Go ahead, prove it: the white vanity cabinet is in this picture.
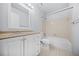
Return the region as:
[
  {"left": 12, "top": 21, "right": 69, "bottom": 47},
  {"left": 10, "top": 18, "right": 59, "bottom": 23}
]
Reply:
[
  {"left": 0, "top": 33, "right": 41, "bottom": 56},
  {"left": 0, "top": 37, "right": 23, "bottom": 56},
  {"left": 23, "top": 34, "right": 41, "bottom": 56}
]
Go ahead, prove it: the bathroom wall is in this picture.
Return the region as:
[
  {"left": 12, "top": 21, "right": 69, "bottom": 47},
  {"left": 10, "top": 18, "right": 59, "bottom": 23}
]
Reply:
[
  {"left": 70, "top": 3, "right": 79, "bottom": 55},
  {"left": 44, "top": 9, "right": 72, "bottom": 39},
  {"left": 0, "top": 3, "right": 9, "bottom": 28},
  {"left": 29, "top": 4, "right": 44, "bottom": 32}
]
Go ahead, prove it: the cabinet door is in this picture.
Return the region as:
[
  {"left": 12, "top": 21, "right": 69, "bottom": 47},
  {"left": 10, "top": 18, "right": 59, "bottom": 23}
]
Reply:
[
  {"left": 24, "top": 35, "right": 35, "bottom": 56},
  {"left": 8, "top": 37, "right": 23, "bottom": 56},
  {"left": 0, "top": 39, "right": 9, "bottom": 56},
  {"left": 23, "top": 34, "right": 41, "bottom": 56},
  {"left": 33, "top": 34, "right": 41, "bottom": 55},
  {"left": 0, "top": 37, "right": 23, "bottom": 56}
]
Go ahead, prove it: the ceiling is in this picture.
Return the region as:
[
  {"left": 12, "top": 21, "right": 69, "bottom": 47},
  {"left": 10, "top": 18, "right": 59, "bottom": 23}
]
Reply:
[{"left": 36, "top": 3, "right": 69, "bottom": 14}]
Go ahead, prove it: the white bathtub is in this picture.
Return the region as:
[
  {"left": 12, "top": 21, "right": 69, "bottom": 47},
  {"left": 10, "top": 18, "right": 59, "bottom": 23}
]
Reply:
[{"left": 42, "top": 36, "right": 72, "bottom": 51}]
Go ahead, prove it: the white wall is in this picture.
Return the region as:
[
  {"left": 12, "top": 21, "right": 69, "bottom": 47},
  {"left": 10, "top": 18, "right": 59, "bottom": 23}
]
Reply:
[
  {"left": 70, "top": 3, "right": 79, "bottom": 55},
  {"left": 29, "top": 4, "right": 44, "bottom": 32},
  {"left": 0, "top": 4, "right": 9, "bottom": 28},
  {"left": 72, "top": 23, "right": 79, "bottom": 55}
]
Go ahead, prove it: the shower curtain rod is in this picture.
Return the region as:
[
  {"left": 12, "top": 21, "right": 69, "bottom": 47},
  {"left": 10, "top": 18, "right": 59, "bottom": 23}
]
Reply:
[
  {"left": 47, "top": 6, "right": 73, "bottom": 16},
  {"left": 54, "top": 7, "right": 73, "bottom": 14}
]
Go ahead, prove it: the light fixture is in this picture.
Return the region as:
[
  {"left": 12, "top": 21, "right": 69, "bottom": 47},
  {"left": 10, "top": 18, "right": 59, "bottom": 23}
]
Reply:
[
  {"left": 31, "top": 6, "right": 34, "bottom": 9},
  {"left": 19, "top": 3, "right": 34, "bottom": 11},
  {"left": 40, "top": 3, "right": 43, "bottom": 6},
  {"left": 27, "top": 3, "right": 34, "bottom": 9},
  {"left": 28, "top": 4, "right": 31, "bottom": 6},
  {"left": 19, "top": 3, "right": 31, "bottom": 11}
]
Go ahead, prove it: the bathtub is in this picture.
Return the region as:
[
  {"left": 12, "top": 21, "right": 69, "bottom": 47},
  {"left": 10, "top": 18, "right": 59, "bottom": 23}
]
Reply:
[{"left": 42, "top": 36, "right": 72, "bottom": 51}]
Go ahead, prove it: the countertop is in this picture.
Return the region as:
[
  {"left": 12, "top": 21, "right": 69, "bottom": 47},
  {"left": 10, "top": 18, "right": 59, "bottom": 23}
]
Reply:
[{"left": 0, "top": 31, "right": 40, "bottom": 40}]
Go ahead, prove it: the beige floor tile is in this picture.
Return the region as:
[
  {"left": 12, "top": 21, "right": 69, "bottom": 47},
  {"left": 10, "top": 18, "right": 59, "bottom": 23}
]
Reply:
[{"left": 39, "top": 45, "right": 73, "bottom": 56}]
